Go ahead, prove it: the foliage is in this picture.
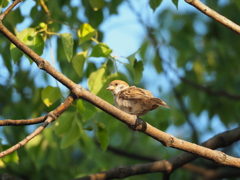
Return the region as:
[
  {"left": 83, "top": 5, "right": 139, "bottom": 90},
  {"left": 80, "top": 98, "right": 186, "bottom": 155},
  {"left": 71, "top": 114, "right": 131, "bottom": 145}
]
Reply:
[{"left": 0, "top": 0, "right": 240, "bottom": 179}]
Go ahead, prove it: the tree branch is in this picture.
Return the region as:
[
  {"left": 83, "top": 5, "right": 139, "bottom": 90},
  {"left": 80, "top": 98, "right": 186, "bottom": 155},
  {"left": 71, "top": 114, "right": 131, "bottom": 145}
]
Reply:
[
  {"left": 0, "top": 16, "right": 239, "bottom": 168},
  {"left": 185, "top": 0, "right": 240, "bottom": 35},
  {"left": 128, "top": 0, "right": 240, "bottom": 101},
  {"left": 0, "top": 23, "right": 77, "bottom": 91},
  {"left": 79, "top": 88, "right": 240, "bottom": 168},
  {"left": 0, "top": 0, "right": 22, "bottom": 21},
  {"left": 75, "top": 127, "right": 240, "bottom": 180},
  {"left": 0, "top": 94, "right": 75, "bottom": 157},
  {"left": 0, "top": 116, "right": 47, "bottom": 126},
  {"left": 0, "top": 0, "right": 239, "bottom": 170}
]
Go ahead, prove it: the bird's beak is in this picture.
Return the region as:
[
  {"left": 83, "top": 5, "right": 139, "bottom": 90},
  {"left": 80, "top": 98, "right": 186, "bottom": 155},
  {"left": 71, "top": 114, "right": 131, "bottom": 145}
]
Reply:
[{"left": 106, "top": 86, "right": 115, "bottom": 91}]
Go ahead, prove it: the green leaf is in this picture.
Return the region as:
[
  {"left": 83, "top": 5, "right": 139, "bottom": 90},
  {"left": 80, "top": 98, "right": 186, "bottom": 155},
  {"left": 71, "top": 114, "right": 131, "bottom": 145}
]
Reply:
[
  {"left": 77, "top": 100, "right": 96, "bottom": 122},
  {"left": 90, "top": 43, "right": 112, "bottom": 57},
  {"left": 97, "top": 73, "right": 124, "bottom": 103},
  {"left": 139, "top": 41, "right": 149, "bottom": 60},
  {"left": 89, "top": 0, "right": 104, "bottom": 11},
  {"left": 79, "top": 131, "right": 95, "bottom": 158},
  {"left": 55, "top": 111, "right": 76, "bottom": 135},
  {"left": 60, "top": 33, "right": 74, "bottom": 62},
  {"left": 88, "top": 64, "right": 107, "bottom": 95},
  {"left": 61, "top": 117, "right": 82, "bottom": 149},
  {"left": 171, "top": 0, "right": 178, "bottom": 9},
  {"left": 0, "top": 0, "right": 10, "bottom": 8},
  {"left": 127, "top": 51, "right": 138, "bottom": 66},
  {"left": 133, "top": 60, "right": 144, "bottom": 84},
  {"left": 149, "top": 0, "right": 163, "bottom": 12},
  {"left": 72, "top": 51, "right": 87, "bottom": 77},
  {"left": 78, "top": 23, "right": 96, "bottom": 44},
  {"left": 153, "top": 55, "right": 163, "bottom": 73},
  {"left": 10, "top": 28, "right": 44, "bottom": 63},
  {"left": 10, "top": 43, "right": 23, "bottom": 63},
  {"left": 95, "top": 121, "right": 109, "bottom": 151},
  {"left": 41, "top": 86, "right": 61, "bottom": 107},
  {"left": 2, "top": 45, "right": 12, "bottom": 75}
]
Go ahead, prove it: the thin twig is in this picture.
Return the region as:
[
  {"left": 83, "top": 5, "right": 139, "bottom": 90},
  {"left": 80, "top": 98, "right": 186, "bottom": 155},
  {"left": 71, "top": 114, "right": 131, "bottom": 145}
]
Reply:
[
  {"left": 0, "top": 115, "right": 53, "bottom": 157},
  {"left": 0, "top": 94, "right": 75, "bottom": 157},
  {"left": 75, "top": 127, "right": 240, "bottom": 180},
  {"left": 0, "top": 115, "right": 47, "bottom": 126},
  {"left": 128, "top": 0, "right": 240, "bottom": 101},
  {"left": 1, "top": 0, "right": 240, "bottom": 172},
  {"left": 185, "top": 0, "right": 240, "bottom": 35},
  {"left": 0, "top": 0, "right": 22, "bottom": 21},
  {"left": 39, "top": 0, "right": 51, "bottom": 20}
]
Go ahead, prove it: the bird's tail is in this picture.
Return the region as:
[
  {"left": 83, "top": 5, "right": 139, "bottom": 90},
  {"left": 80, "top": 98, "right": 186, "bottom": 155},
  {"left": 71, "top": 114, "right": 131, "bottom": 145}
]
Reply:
[{"left": 152, "top": 98, "right": 170, "bottom": 109}]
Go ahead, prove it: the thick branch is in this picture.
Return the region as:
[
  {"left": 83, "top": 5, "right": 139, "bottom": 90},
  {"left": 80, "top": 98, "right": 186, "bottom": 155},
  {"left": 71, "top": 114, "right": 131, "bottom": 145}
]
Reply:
[
  {"left": 0, "top": 23, "right": 76, "bottom": 91},
  {"left": 185, "top": 0, "right": 240, "bottom": 35},
  {"left": 0, "top": 1, "right": 239, "bottom": 170},
  {"left": 78, "top": 88, "right": 240, "bottom": 168},
  {"left": 75, "top": 127, "right": 240, "bottom": 180},
  {"left": 0, "top": 94, "right": 75, "bottom": 157}
]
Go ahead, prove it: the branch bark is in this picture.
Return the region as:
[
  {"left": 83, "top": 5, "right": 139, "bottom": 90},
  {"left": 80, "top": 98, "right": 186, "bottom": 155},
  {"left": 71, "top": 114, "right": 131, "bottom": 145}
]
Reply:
[
  {"left": 75, "top": 127, "right": 240, "bottom": 180},
  {"left": 0, "top": 116, "right": 47, "bottom": 126},
  {"left": 0, "top": 15, "right": 239, "bottom": 168},
  {"left": 0, "top": 94, "right": 75, "bottom": 157},
  {"left": 0, "top": 0, "right": 22, "bottom": 21},
  {"left": 0, "top": 0, "right": 240, "bottom": 176},
  {"left": 185, "top": 0, "right": 240, "bottom": 35}
]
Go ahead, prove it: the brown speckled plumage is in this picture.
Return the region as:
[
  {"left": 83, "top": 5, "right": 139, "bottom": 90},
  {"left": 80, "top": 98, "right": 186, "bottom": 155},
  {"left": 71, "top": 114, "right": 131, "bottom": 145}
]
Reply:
[{"left": 107, "top": 80, "right": 169, "bottom": 117}]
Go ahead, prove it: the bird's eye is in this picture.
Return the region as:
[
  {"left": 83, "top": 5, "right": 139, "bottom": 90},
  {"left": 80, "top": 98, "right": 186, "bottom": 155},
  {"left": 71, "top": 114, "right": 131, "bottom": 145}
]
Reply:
[{"left": 115, "top": 83, "right": 118, "bottom": 86}]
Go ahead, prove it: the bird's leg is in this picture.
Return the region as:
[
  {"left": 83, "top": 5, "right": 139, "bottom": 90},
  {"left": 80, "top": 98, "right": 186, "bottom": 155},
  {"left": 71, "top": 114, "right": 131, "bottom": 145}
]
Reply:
[{"left": 127, "top": 115, "right": 147, "bottom": 131}]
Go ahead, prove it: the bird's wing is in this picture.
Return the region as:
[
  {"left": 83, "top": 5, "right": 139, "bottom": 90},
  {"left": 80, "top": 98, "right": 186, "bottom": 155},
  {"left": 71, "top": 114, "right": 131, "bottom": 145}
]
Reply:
[{"left": 118, "top": 86, "right": 153, "bottom": 100}]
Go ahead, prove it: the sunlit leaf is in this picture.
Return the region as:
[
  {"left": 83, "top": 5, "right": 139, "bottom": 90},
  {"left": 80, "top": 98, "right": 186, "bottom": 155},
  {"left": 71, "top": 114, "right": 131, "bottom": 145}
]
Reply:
[
  {"left": 60, "top": 33, "right": 74, "bottom": 62},
  {"left": 72, "top": 51, "right": 87, "bottom": 77},
  {"left": 41, "top": 86, "right": 61, "bottom": 107},
  {"left": 89, "top": 0, "right": 104, "bottom": 11},
  {"left": 88, "top": 64, "right": 106, "bottom": 94},
  {"left": 10, "top": 28, "right": 44, "bottom": 63},
  {"left": 78, "top": 23, "right": 96, "bottom": 44}
]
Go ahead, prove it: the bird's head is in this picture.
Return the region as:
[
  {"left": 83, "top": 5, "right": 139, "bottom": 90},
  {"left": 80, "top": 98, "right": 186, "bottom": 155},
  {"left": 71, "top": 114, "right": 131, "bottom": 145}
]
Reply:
[{"left": 106, "top": 80, "right": 129, "bottom": 95}]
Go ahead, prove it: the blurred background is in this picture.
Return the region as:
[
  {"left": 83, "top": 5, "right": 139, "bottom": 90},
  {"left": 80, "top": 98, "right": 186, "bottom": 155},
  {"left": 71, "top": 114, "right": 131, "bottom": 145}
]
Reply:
[{"left": 0, "top": 0, "right": 239, "bottom": 179}]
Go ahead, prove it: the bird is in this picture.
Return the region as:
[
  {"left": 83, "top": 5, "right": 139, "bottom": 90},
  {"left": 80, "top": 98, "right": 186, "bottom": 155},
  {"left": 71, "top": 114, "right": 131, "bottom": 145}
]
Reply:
[{"left": 106, "top": 80, "right": 169, "bottom": 117}]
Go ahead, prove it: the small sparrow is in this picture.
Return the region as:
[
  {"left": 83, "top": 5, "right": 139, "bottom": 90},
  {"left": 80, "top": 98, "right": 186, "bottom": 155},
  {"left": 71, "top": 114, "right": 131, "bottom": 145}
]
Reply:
[{"left": 106, "top": 80, "right": 169, "bottom": 117}]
